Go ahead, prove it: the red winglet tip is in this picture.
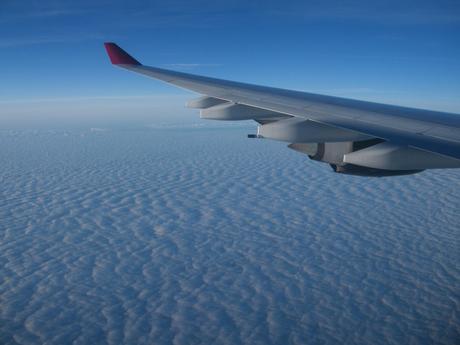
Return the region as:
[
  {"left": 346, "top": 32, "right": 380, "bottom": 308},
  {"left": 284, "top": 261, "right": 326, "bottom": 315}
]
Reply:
[{"left": 104, "top": 42, "right": 141, "bottom": 65}]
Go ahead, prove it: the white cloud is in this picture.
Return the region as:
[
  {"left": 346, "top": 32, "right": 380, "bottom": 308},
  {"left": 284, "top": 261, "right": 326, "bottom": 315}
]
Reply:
[{"left": 0, "top": 127, "right": 458, "bottom": 344}]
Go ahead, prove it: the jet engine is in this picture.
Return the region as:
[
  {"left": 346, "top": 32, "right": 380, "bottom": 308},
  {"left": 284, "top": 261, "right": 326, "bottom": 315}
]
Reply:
[
  {"left": 287, "top": 140, "right": 421, "bottom": 176},
  {"left": 288, "top": 139, "right": 460, "bottom": 176}
]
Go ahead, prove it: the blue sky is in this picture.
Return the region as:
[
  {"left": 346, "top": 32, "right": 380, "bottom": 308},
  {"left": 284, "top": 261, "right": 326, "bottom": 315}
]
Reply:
[{"left": 1, "top": 0, "right": 459, "bottom": 127}]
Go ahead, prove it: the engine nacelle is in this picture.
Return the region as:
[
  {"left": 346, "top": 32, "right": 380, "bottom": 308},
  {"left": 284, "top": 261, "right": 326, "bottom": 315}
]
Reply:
[
  {"left": 288, "top": 138, "right": 460, "bottom": 176},
  {"left": 343, "top": 141, "right": 460, "bottom": 170},
  {"left": 289, "top": 140, "right": 424, "bottom": 177}
]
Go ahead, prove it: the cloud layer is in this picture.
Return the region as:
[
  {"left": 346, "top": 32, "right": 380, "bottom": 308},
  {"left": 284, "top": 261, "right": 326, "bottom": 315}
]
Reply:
[{"left": 0, "top": 127, "right": 459, "bottom": 344}]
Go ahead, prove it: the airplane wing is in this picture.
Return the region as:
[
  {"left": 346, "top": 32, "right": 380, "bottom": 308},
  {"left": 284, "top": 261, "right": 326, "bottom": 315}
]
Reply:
[{"left": 104, "top": 42, "right": 460, "bottom": 176}]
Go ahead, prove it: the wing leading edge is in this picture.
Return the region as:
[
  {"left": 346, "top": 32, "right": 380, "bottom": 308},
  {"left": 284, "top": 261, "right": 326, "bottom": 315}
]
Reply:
[{"left": 103, "top": 42, "right": 460, "bottom": 162}]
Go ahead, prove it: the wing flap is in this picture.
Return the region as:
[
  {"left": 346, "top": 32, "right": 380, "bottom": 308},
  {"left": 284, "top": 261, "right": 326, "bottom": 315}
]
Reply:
[{"left": 186, "top": 96, "right": 228, "bottom": 109}]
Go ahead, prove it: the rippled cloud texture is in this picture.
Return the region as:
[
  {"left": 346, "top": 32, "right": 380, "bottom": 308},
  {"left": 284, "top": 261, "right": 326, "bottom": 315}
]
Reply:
[{"left": 1, "top": 126, "right": 459, "bottom": 344}]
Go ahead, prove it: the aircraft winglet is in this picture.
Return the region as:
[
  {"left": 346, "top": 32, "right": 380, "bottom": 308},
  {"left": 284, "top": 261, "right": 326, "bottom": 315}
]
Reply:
[{"left": 104, "top": 42, "right": 141, "bottom": 65}]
